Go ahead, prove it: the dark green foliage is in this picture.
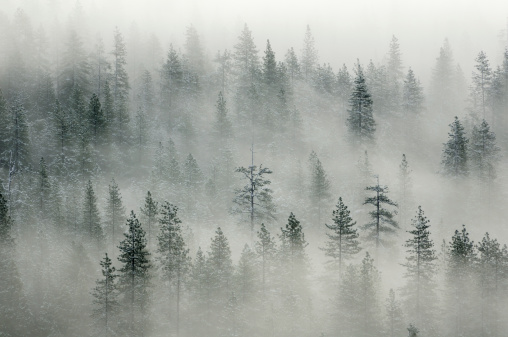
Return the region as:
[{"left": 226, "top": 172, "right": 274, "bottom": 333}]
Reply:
[
  {"left": 88, "top": 93, "right": 106, "bottom": 144},
  {"left": 279, "top": 212, "right": 308, "bottom": 271},
  {"left": 117, "top": 211, "right": 151, "bottom": 336},
  {"left": 441, "top": 116, "right": 468, "bottom": 177},
  {"left": 322, "top": 197, "right": 361, "bottom": 273},
  {"left": 91, "top": 253, "right": 119, "bottom": 336},
  {"left": 347, "top": 62, "right": 376, "bottom": 143},
  {"left": 363, "top": 178, "right": 398, "bottom": 250}
]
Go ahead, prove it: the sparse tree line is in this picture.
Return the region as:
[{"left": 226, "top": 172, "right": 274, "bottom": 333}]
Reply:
[{"left": 1, "top": 5, "right": 508, "bottom": 337}]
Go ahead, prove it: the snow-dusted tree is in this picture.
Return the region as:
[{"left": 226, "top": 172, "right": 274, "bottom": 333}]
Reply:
[
  {"left": 232, "top": 155, "right": 276, "bottom": 232},
  {"left": 7, "top": 98, "right": 30, "bottom": 173},
  {"left": 301, "top": 25, "right": 318, "bottom": 81},
  {"left": 336, "top": 64, "right": 352, "bottom": 111},
  {"left": 385, "top": 289, "right": 405, "bottom": 337},
  {"left": 111, "top": 28, "right": 130, "bottom": 142},
  {"left": 207, "top": 227, "right": 234, "bottom": 303},
  {"left": 117, "top": 211, "right": 151, "bottom": 337},
  {"left": 398, "top": 154, "right": 413, "bottom": 227},
  {"left": 214, "top": 49, "right": 233, "bottom": 96},
  {"left": 386, "top": 35, "right": 403, "bottom": 111},
  {"left": 401, "top": 206, "right": 437, "bottom": 331},
  {"left": 310, "top": 158, "right": 331, "bottom": 225},
  {"left": 469, "top": 51, "right": 492, "bottom": 120},
  {"left": 156, "top": 202, "right": 191, "bottom": 337},
  {"left": 184, "top": 25, "right": 205, "bottom": 75},
  {"left": 82, "top": 180, "right": 103, "bottom": 244},
  {"left": 88, "top": 93, "right": 106, "bottom": 145},
  {"left": 58, "top": 30, "right": 90, "bottom": 103},
  {"left": 38, "top": 157, "right": 51, "bottom": 214},
  {"left": 469, "top": 119, "right": 499, "bottom": 181},
  {"left": 233, "top": 24, "right": 259, "bottom": 83},
  {"left": 255, "top": 223, "right": 276, "bottom": 294},
  {"left": 441, "top": 116, "right": 468, "bottom": 177},
  {"left": 363, "top": 177, "right": 398, "bottom": 251},
  {"left": 235, "top": 244, "right": 259, "bottom": 303},
  {"left": 321, "top": 197, "right": 361, "bottom": 274},
  {"left": 279, "top": 212, "right": 308, "bottom": 282},
  {"left": 402, "top": 68, "right": 424, "bottom": 115},
  {"left": 105, "top": 178, "right": 125, "bottom": 246},
  {"left": 140, "top": 191, "right": 158, "bottom": 248},
  {"left": 347, "top": 62, "right": 376, "bottom": 144},
  {"left": 213, "top": 91, "right": 233, "bottom": 144},
  {"left": 91, "top": 253, "right": 119, "bottom": 336},
  {"left": 285, "top": 47, "right": 300, "bottom": 89},
  {"left": 429, "top": 39, "right": 456, "bottom": 117}
]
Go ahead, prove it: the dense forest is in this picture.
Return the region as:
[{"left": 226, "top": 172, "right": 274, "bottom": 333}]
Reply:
[{"left": 1, "top": 3, "right": 508, "bottom": 337}]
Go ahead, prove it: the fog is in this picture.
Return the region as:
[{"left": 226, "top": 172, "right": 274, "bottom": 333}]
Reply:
[{"left": 0, "top": 1, "right": 508, "bottom": 336}]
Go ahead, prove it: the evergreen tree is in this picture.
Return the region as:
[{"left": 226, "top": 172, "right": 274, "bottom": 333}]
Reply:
[
  {"left": 156, "top": 202, "right": 191, "bottom": 337},
  {"left": 285, "top": 47, "right": 300, "bottom": 89},
  {"left": 469, "top": 51, "right": 492, "bottom": 120},
  {"left": 444, "top": 225, "right": 477, "bottom": 337},
  {"left": 233, "top": 24, "right": 259, "bottom": 83},
  {"left": 83, "top": 180, "right": 103, "bottom": 244},
  {"left": 51, "top": 99, "right": 70, "bottom": 167},
  {"left": 184, "top": 25, "right": 205, "bottom": 75},
  {"left": 140, "top": 191, "right": 158, "bottom": 248},
  {"left": 401, "top": 206, "right": 437, "bottom": 331},
  {"left": 214, "top": 49, "right": 232, "bottom": 96},
  {"left": 386, "top": 35, "right": 403, "bottom": 111},
  {"left": 441, "top": 116, "right": 468, "bottom": 177},
  {"left": 58, "top": 30, "right": 90, "bottom": 103},
  {"left": 363, "top": 177, "right": 398, "bottom": 252},
  {"left": 336, "top": 64, "right": 352, "bottom": 111},
  {"left": 310, "top": 158, "right": 331, "bottom": 225},
  {"left": 385, "top": 289, "right": 405, "bottom": 337},
  {"left": 263, "top": 39, "right": 278, "bottom": 88},
  {"left": 106, "top": 178, "right": 125, "bottom": 246},
  {"left": 255, "top": 223, "right": 277, "bottom": 295},
  {"left": 279, "top": 212, "right": 308, "bottom": 281},
  {"left": 321, "top": 197, "right": 361, "bottom": 274},
  {"left": 235, "top": 244, "right": 259, "bottom": 303},
  {"left": 430, "top": 39, "right": 456, "bottom": 118},
  {"left": 91, "top": 253, "right": 119, "bottom": 336},
  {"left": 7, "top": 97, "right": 31, "bottom": 173},
  {"left": 301, "top": 25, "right": 318, "bottom": 82},
  {"left": 117, "top": 211, "right": 151, "bottom": 337},
  {"left": 207, "top": 227, "right": 234, "bottom": 302},
  {"left": 402, "top": 68, "right": 424, "bottom": 115},
  {"left": 111, "top": 28, "right": 130, "bottom": 142},
  {"left": 88, "top": 93, "right": 106, "bottom": 145},
  {"left": 213, "top": 91, "right": 233, "bottom": 144},
  {"left": 398, "top": 154, "right": 413, "bottom": 228},
  {"left": 183, "top": 153, "right": 203, "bottom": 211},
  {"left": 0, "top": 89, "right": 10, "bottom": 166},
  {"left": 347, "top": 62, "right": 376, "bottom": 144},
  {"left": 232, "top": 155, "right": 276, "bottom": 232},
  {"left": 469, "top": 119, "right": 499, "bottom": 181},
  {"left": 38, "top": 157, "right": 51, "bottom": 214}
]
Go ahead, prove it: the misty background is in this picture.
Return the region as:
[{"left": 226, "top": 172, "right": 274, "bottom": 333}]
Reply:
[{"left": 0, "top": 0, "right": 508, "bottom": 336}]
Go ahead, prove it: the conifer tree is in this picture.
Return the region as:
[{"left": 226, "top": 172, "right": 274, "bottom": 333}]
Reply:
[
  {"left": 140, "top": 191, "right": 158, "bottom": 248},
  {"left": 106, "top": 178, "right": 125, "bottom": 246},
  {"left": 91, "top": 253, "right": 119, "bottom": 336},
  {"left": 321, "top": 197, "right": 361, "bottom": 274},
  {"left": 59, "top": 30, "right": 90, "bottom": 102},
  {"left": 301, "top": 25, "right": 318, "bottom": 82},
  {"left": 112, "top": 28, "right": 130, "bottom": 143},
  {"left": 51, "top": 99, "right": 70, "bottom": 167},
  {"left": 38, "top": 157, "right": 51, "bottom": 215},
  {"left": 183, "top": 153, "right": 203, "bottom": 211},
  {"left": 88, "top": 93, "right": 105, "bottom": 145},
  {"left": 184, "top": 25, "right": 205, "bottom": 75},
  {"left": 285, "top": 47, "right": 300, "bottom": 89},
  {"left": 469, "top": 51, "right": 492, "bottom": 120},
  {"left": 386, "top": 35, "right": 403, "bottom": 111},
  {"left": 232, "top": 156, "right": 276, "bottom": 232},
  {"left": 214, "top": 49, "right": 232, "bottom": 96},
  {"left": 441, "top": 116, "right": 468, "bottom": 177},
  {"left": 363, "top": 177, "right": 398, "bottom": 252},
  {"left": 385, "top": 289, "right": 405, "bottom": 337},
  {"left": 213, "top": 91, "right": 233, "bottom": 143},
  {"left": 469, "top": 119, "right": 499, "bottom": 181},
  {"left": 402, "top": 68, "right": 424, "bottom": 115},
  {"left": 0, "top": 89, "right": 10, "bottom": 166},
  {"left": 263, "top": 39, "right": 278, "bottom": 88},
  {"left": 83, "top": 180, "right": 103, "bottom": 244},
  {"left": 117, "top": 211, "right": 151, "bottom": 337},
  {"left": 336, "top": 64, "right": 352, "bottom": 111},
  {"left": 310, "top": 158, "right": 331, "bottom": 225},
  {"left": 7, "top": 98, "right": 30, "bottom": 173},
  {"left": 401, "top": 206, "right": 437, "bottom": 330},
  {"left": 398, "top": 154, "right": 413, "bottom": 227},
  {"left": 430, "top": 39, "right": 456, "bottom": 118},
  {"left": 279, "top": 213, "right": 308, "bottom": 280},
  {"left": 233, "top": 24, "right": 259, "bottom": 83},
  {"left": 255, "top": 223, "right": 276, "bottom": 294},
  {"left": 235, "top": 244, "right": 259, "bottom": 303},
  {"left": 347, "top": 62, "right": 376, "bottom": 144},
  {"left": 156, "top": 202, "right": 190, "bottom": 337},
  {"left": 207, "top": 227, "right": 234, "bottom": 300}
]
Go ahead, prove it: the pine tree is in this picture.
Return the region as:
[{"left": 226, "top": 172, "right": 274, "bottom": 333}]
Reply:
[
  {"left": 321, "top": 197, "right": 361, "bottom": 274},
  {"left": 263, "top": 39, "right": 278, "bottom": 88},
  {"left": 469, "top": 119, "right": 499, "bottom": 181},
  {"left": 207, "top": 227, "right": 234, "bottom": 300},
  {"left": 347, "top": 62, "right": 376, "bottom": 144},
  {"left": 310, "top": 158, "right": 331, "bottom": 225},
  {"left": 469, "top": 51, "right": 492, "bottom": 120},
  {"left": 88, "top": 93, "right": 106, "bottom": 145},
  {"left": 51, "top": 99, "right": 70, "bottom": 168},
  {"left": 213, "top": 91, "right": 233, "bottom": 144},
  {"left": 232, "top": 154, "right": 276, "bottom": 232},
  {"left": 156, "top": 202, "right": 190, "bottom": 337},
  {"left": 386, "top": 35, "right": 403, "bottom": 112},
  {"left": 235, "top": 244, "right": 259, "bottom": 303},
  {"left": 363, "top": 177, "right": 398, "bottom": 252},
  {"left": 83, "top": 180, "right": 103, "bottom": 244},
  {"left": 398, "top": 154, "right": 413, "bottom": 228},
  {"left": 7, "top": 97, "right": 31, "bottom": 173},
  {"left": 38, "top": 157, "right": 51, "bottom": 214},
  {"left": 336, "top": 64, "right": 352, "bottom": 111},
  {"left": 112, "top": 28, "right": 130, "bottom": 142},
  {"left": 91, "top": 253, "right": 119, "bottom": 336},
  {"left": 430, "top": 39, "right": 456, "bottom": 118},
  {"left": 106, "top": 178, "right": 125, "bottom": 246},
  {"left": 401, "top": 206, "right": 437, "bottom": 331},
  {"left": 0, "top": 89, "right": 10, "bottom": 166},
  {"left": 255, "top": 223, "right": 276, "bottom": 294},
  {"left": 117, "top": 211, "right": 151, "bottom": 337},
  {"left": 140, "top": 191, "right": 158, "bottom": 248},
  {"left": 441, "top": 116, "right": 468, "bottom": 177},
  {"left": 233, "top": 24, "right": 259, "bottom": 83},
  {"left": 445, "top": 225, "right": 477, "bottom": 337},
  {"left": 301, "top": 25, "right": 318, "bottom": 82},
  {"left": 183, "top": 153, "right": 203, "bottom": 211},
  {"left": 385, "top": 289, "right": 405, "bottom": 337},
  {"left": 279, "top": 213, "right": 308, "bottom": 281},
  {"left": 402, "top": 68, "right": 424, "bottom": 115},
  {"left": 214, "top": 49, "right": 232, "bottom": 96},
  {"left": 58, "top": 30, "right": 90, "bottom": 103},
  {"left": 285, "top": 47, "right": 300, "bottom": 89},
  {"left": 184, "top": 25, "right": 205, "bottom": 75}
]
